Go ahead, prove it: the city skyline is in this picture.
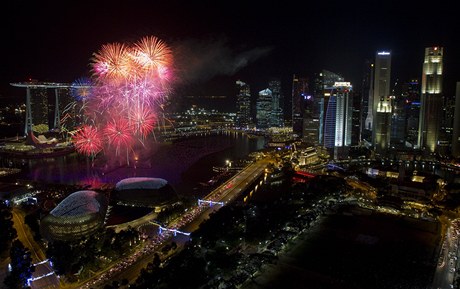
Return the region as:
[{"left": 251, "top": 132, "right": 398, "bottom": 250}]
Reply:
[{"left": 1, "top": 0, "right": 459, "bottom": 103}]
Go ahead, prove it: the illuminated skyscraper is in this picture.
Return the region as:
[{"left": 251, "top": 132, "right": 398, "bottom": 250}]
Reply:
[
  {"left": 306, "top": 72, "right": 323, "bottom": 145},
  {"left": 291, "top": 75, "right": 308, "bottom": 137},
  {"left": 323, "top": 82, "right": 353, "bottom": 158},
  {"left": 361, "top": 60, "right": 373, "bottom": 142},
  {"left": 311, "top": 70, "right": 344, "bottom": 145},
  {"left": 235, "top": 80, "right": 252, "bottom": 129},
  {"left": 302, "top": 93, "right": 319, "bottom": 145},
  {"left": 256, "top": 88, "right": 272, "bottom": 129},
  {"left": 268, "top": 79, "right": 284, "bottom": 127},
  {"left": 372, "top": 51, "right": 392, "bottom": 152},
  {"left": 418, "top": 46, "right": 443, "bottom": 153},
  {"left": 453, "top": 82, "right": 460, "bottom": 158},
  {"left": 401, "top": 80, "right": 420, "bottom": 147}
]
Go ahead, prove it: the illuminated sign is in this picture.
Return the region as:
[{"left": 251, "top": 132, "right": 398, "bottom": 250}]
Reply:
[
  {"left": 333, "top": 82, "right": 351, "bottom": 87},
  {"left": 377, "top": 51, "right": 390, "bottom": 55}
]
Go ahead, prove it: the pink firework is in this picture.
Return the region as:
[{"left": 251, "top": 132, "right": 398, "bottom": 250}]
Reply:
[
  {"left": 129, "top": 106, "right": 156, "bottom": 138},
  {"left": 72, "top": 125, "right": 103, "bottom": 156},
  {"left": 104, "top": 117, "right": 134, "bottom": 153},
  {"left": 74, "top": 35, "right": 174, "bottom": 161}
]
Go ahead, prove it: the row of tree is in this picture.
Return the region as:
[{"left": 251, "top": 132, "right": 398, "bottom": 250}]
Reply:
[{"left": 1, "top": 203, "right": 35, "bottom": 289}]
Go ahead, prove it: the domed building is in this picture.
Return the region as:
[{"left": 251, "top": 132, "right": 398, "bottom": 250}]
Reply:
[
  {"left": 112, "top": 177, "right": 179, "bottom": 211},
  {"left": 40, "top": 190, "right": 108, "bottom": 241}
]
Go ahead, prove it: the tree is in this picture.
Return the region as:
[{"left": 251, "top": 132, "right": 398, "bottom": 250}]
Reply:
[
  {"left": 32, "top": 124, "right": 49, "bottom": 134},
  {"left": 152, "top": 253, "right": 161, "bottom": 268},
  {"left": 4, "top": 240, "right": 34, "bottom": 289},
  {"left": 0, "top": 203, "right": 17, "bottom": 256},
  {"left": 46, "top": 240, "right": 73, "bottom": 275}
]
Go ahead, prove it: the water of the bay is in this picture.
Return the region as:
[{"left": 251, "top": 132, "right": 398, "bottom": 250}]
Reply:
[{"left": 0, "top": 132, "right": 266, "bottom": 195}]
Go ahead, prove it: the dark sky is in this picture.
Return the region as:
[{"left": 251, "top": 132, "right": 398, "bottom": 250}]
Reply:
[{"left": 1, "top": 0, "right": 459, "bottom": 106}]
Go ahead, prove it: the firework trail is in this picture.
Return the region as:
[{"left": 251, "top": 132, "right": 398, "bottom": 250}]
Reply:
[{"left": 71, "top": 35, "right": 174, "bottom": 162}]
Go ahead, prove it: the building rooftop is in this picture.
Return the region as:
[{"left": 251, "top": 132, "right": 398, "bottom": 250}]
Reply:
[
  {"left": 115, "top": 177, "right": 168, "bottom": 191},
  {"left": 51, "top": 190, "right": 101, "bottom": 217}
]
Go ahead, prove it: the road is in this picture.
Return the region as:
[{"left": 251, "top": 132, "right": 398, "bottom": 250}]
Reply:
[
  {"left": 88, "top": 157, "right": 272, "bottom": 288},
  {"left": 431, "top": 218, "right": 459, "bottom": 289},
  {"left": 11, "top": 208, "right": 60, "bottom": 289}
]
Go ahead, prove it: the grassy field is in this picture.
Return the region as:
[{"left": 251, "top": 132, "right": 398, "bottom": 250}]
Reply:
[{"left": 244, "top": 205, "right": 440, "bottom": 289}]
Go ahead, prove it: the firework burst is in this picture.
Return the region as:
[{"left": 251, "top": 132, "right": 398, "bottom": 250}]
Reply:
[
  {"left": 73, "top": 125, "right": 103, "bottom": 156},
  {"left": 71, "top": 77, "right": 93, "bottom": 101},
  {"left": 91, "top": 43, "right": 134, "bottom": 82},
  {"left": 129, "top": 106, "right": 156, "bottom": 139},
  {"left": 132, "top": 36, "right": 172, "bottom": 72},
  {"left": 71, "top": 35, "right": 174, "bottom": 163},
  {"left": 103, "top": 117, "right": 134, "bottom": 154}
]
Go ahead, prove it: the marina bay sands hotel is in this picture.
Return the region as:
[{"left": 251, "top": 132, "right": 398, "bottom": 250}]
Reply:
[{"left": 10, "top": 81, "right": 90, "bottom": 136}]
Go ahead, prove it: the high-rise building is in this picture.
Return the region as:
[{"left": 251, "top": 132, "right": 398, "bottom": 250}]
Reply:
[
  {"left": 390, "top": 79, "right": 406, "bottom": 147},
  {"left": 302, "top": 94, "right": 319, "bottom": 145},
  {"left": 11, "top": 81, "right": 90, "bottom": 135},
  {"left": 361, "top": 60, "right": 373, "bottom": 142},
  {"left": 372, "top": 51, "right": 392, "bottom": 152},
  {"left": 47, "top": 87, "right": 76, "bottom": 130},
  {"left": 311, "top": 70, "right": 344, "bottom": 145},
  {"left": 268, "top": 79, "right": 284, "bottom": 127},
  {"left": 30, "top": 88, "right": 50, "bottom": 128},
  {"left": 291, "top": 75, "right": 308, "bottom": 138},
  {"left": 418, "top": 46, "right": 444, "bottom": 153},
  {"left": 452, "top": 82, "right": 460, "bottom": 158},
  {"left": 323, "top": 82, "right": 353, "bottom": 158},
  {"left": 438, "top": 93, "right": 455, "bottom": 156},
  {"left": 256, "top": 88, "right": 272, "bottom": 130},
  {"left": 400, "top": 80, "right": 420, "bottom": 147},
  {"left": 351, "top": 89, "right": 361, "bottom": 146},
  {"left": 308, "top": 73, "right": 323, "bottom": 145},
  {"left": 235, "top": 80, "right": 252, "bottom": 129}
]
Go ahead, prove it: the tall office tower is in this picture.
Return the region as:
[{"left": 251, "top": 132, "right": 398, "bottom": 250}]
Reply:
[
  {"left": 418, "top": 46, "right": 444, "bottom": 153},
  {"left": 302, "top": 94, "right": 319, "bottom": 145},
  {"left": 291, "top": 75, "right": 308, "bottom": 137},
  {"left": 235, "top": 80, "right": 252, "bottom": 129},
  {"left": 361, "top": 60, "right": 373, "bottom": 142},
  {"left": 400, "top": 80, "right": 420, "bottom": 146},
  {"left": 390, "top": 80, "right": 406, "bottom": 147},
  {"left": 351, "top": 89, "right": 361, "bottom": 145},
  {"left": 256, "top": 88, "right": 272, "bottom": 130},
  {"left": 313, "top": 70, "right": 344, "bottom": 145},
  {"left": 310, "top": 72, "right": 324, "bottom": 144},
  {"left": 452, "top": 82, "right": 460, "bottom": 158},
  {"left": 375, "top": 97, "right": 392, "bottom": 152},
  {"left": 323, "top": 82, "right": 353, "bottom": 159},
  {"left": 438, "top": 94, "right": 455, "bottom": 156},
  {"left": 372, "top": 51, "right": 392, "bottom": 152},
  {"left": 268, "top": 79, "right": 284, "bottom": 127}
]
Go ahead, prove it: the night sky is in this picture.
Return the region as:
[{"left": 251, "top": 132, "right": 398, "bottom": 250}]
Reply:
[{"left": 1, "top": 0, "right": 459, "bottom": 107}]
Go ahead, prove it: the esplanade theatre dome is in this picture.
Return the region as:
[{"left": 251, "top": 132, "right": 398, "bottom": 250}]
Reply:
[
  {"left": 40, "top": 190, "right": 108, "bottom": 241},
  {"left": 113, "top": 177, "right": 179, "bottom": 211}
]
